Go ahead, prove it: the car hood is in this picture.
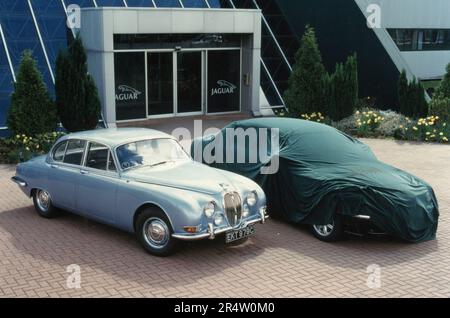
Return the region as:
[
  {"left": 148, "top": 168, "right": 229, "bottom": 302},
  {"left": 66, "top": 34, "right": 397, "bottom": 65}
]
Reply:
[{"left": 122, "top": 160, "right": 252, "bottom": 195}]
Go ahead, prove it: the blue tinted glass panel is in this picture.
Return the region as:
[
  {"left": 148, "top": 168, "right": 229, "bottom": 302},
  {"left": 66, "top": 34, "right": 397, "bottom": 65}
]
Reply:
[
  {"left": 32, "top": 0, "right": 68, "bottom": 78},
  {"left": 126, "top": 0, "right": 154, "bottom": 6},
  {"left": 64, "top": 0, "right": 95, "bottom": 7},
  {"left": 96, "top": 0, "right": 125, "bottom": 6},
  {"left": 154, "top": 0, "right": 181, "bottom": 8},
  {"left": 0, "top": 38, "right": 14, "bottom": 128},
  {"left": 208, "top": 0, "right": 232, "bottom": 8},
  {"left": 0, "top": 0, "right": 54, "bottom": 95},
  {"left": 181, "top": 0, "right": 207, "bottom": 8}
]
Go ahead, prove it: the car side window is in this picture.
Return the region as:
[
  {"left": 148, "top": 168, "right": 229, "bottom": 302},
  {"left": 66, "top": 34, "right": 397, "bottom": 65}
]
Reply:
[
  {"left": 63, "top": 140, "right": 86, "bottom": 166},
  {"left": 53, "top": 141, "right": 68, "bottom": 162},
  {"left": 86, "top": 142, "right": 117, "bottom": 172}
]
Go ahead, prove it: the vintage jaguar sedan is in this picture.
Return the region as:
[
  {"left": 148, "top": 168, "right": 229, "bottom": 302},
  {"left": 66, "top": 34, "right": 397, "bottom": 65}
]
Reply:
[{"left": 11, "top": 128, "right": 268, "bottom": 256}]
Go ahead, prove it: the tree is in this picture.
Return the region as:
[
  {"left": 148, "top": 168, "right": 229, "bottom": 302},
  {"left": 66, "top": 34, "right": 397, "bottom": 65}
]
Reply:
[
  {"left": 328, "top": 54, "right": 358, "bottom": 121},
  {"left": 429, "top": 63, "right": 450, "bottom": 121},
  {"left": 55, "top": 34, "right": 100, "bottom": 132},
  {"left": 398, "top": 70, "right": 409, "bottom": 116},
  {"left": 284, "top": 25, "right": 327, "bottom": 116},
  {"left": 397, "top": 70, "right": 428, "bottom": 118},
  {"left": 7, "top": 50, "right": 57, "bottom": 136},
  {"left": 435, "top": 63, "right": 450, "bottom": 98}
]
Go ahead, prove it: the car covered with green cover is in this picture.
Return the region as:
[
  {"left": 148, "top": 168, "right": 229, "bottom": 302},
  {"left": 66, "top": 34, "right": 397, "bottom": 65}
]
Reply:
[{"left": 191, "top": 118, "right": 439, "bottom": 243}]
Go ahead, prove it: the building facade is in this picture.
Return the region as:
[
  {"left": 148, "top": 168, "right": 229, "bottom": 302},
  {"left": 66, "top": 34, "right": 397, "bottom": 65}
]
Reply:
[{"left": 1, "top": 0, "right": 450, "bottom": 134}]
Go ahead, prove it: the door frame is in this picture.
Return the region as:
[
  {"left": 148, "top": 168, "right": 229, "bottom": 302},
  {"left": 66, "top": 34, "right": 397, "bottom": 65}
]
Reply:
[{"left": 173, "top": 49, "right": 205, "bottom": 117}]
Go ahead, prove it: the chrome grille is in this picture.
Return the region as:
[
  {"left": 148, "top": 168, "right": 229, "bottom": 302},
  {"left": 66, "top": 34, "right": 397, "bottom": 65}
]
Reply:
[{"left": 224, "top": 192, "right": 242, "bottom": 227}]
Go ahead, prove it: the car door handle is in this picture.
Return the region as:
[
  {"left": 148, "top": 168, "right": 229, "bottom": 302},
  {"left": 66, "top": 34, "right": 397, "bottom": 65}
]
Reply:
[
  {"left": 50, "top": 164, "right": 59, "bottom": 169},
  {"left": 80, "top": 170, "right": 89, "bottom": 175}
]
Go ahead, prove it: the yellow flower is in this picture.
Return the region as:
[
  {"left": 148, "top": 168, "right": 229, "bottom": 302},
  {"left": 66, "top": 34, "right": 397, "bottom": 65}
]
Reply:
[
  {"left": 443, "top": 137, "right": 449, "bottom": 142},
  {"left": 426, "top": 132, "right": 431, "bottom": 136},
  {"left": 413, "top": 127, "right": 418, "bottom": 131},
  {"left": 440, "top": 132, "right": 444, "bottom": 136},
  {"left": 16, "top": 135, "right": 20, "bottom": 139},
  {"left": 36, "top": 145, "right": 40, "bottom": 149},
  {"left": 355, "top": 111, "right": 360, "bottom": 115},
  {"left": 399, "top": 125, "right": 404, "bottom": 129},
  {"left": 25, "top": 147, "right": 30, "bottom": 151}
]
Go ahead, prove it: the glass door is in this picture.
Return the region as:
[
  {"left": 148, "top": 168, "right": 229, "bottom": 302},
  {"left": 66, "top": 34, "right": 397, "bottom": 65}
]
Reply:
[
  {"left": 207, "top": 49, "right": 241, "bottom": 113},
  {"left": 147, "top": 52, "right": 174, "bottom": 116},
  {"left": 176, "top": 51, "right": 203, "bottom": 114}
]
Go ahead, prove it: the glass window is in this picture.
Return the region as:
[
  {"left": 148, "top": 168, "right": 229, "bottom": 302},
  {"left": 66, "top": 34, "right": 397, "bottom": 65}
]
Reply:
[
  {"left": 95, "top": 0, "right": 125, "bottom": 6},
  {"left": 0, "top": 33, "right": 14, "bottom": 128},
  {"left": 63, "top": 140, "right": 86, "bottom": 165},
  {"left": 147, "top": 52, "right": 173, "bottom": 116},
  {"left": 53, "top": 141, "right": 68, "bottom": 162},
  {"left": 86, "top": 142, "right": 111, "bottom": 171},
  {"left": 388, "top": 29, "right": 450, "bottom": 51},
  {"left": 207, "top": 50, "right": 241, "bottom": 113},
  {"left": 116, "top": 139, "right": 189, "bottom": 171},
  {"left": 114, "top": 52, "right": 146, "bottom": 120},
  {"left": 31, "top": 0, "right": 69, "bottom": 78},
  {"left": 114, "top": 34, "right": 241, "bottom": 50},
  {"left": 154, "top": 0, "right": 181, "bottom": 8},
  {"left": 181, "top": 0, "right": 208, "bottom": 8},
  {"left": 0, "top": 1, "right": 55, "bottom": 95},
  {"left": 126, "top": 0, "right": 155, "bottom": 6},
  {"left": 207, "top": 0, "right": 233, "bottom": 8}
]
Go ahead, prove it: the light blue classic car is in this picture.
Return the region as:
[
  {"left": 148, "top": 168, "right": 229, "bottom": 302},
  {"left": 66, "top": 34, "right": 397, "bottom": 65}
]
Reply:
[{"left": 11, "top": 128, "right": 268, "bottom": 256}]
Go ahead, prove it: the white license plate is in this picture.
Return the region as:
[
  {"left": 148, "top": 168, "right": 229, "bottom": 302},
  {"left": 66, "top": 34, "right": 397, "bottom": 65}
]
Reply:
[{"left": 225, "top": 225, "right": 256, "bottom": 244}]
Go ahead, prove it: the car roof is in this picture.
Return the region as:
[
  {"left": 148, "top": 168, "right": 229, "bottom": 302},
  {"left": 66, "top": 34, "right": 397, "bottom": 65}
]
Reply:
[{"left": 60, "top": 128, "right": 174, "bottom": 147}]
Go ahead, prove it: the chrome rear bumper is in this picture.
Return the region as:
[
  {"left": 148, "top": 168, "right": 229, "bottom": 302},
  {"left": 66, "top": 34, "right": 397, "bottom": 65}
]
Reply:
[{"left": 11, "top": 176, "right": 27, "bottom": 187}]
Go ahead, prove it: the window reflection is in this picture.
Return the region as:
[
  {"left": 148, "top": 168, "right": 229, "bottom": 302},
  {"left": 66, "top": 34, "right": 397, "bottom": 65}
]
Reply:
[{"left": 388, "top": 29, "right": 450, "bottom": 51}]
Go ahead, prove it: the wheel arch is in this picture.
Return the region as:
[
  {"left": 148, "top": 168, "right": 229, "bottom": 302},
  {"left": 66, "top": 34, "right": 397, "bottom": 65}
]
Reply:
[{"left": 133, "top": 202, "right": 174, "bottom": 233}]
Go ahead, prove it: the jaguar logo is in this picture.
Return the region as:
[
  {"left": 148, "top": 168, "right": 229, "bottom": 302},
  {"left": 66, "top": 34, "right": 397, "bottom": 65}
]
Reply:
[
  {"left": 116, "top": 85, "right": 142, "bottom": 101},
  {"left": 211, "top": 80, "right": 237, "bottom": 96}
]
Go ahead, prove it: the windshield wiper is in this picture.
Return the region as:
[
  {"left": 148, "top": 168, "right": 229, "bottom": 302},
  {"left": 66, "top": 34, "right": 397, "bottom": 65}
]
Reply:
[{"left": 150, "top": 160, "right": 173, "bottom": 167}]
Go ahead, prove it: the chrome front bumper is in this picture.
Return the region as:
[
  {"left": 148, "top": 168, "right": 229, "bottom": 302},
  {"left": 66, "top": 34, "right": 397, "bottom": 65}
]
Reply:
[
  {"left": 172, "top": 210, "right": 269, "bottom": 241},
  {"left": 11, "top": 176, "right": 27, "bottom": 187}
]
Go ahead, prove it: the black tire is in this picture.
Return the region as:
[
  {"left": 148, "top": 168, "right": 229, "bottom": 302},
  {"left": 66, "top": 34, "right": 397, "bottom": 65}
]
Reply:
[
  {"left": 135, "top": 208, "right": 179, "bottom": 257},
  {"left": 32, "top": 189, "right": 60, "bottom": 218},
  {"left": 311, "top": 214, "right": 344, "bottom": 242}
]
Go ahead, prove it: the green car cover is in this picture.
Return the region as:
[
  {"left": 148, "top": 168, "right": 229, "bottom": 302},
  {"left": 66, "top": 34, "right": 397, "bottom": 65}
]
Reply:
[{"left": 192, "top": 118, "right": 439, "bottom": 243}]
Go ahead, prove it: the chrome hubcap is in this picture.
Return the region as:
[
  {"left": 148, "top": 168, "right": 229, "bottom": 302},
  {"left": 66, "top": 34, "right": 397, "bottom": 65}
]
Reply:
[
  {"left": 36, "top": 190, "right": 50, "bottom": 212},
  {"left": 313, "top": 222, "right": 334, "bottom": 237},
  {"left": 143, "top": 218, "right": 170, "bottom": 249}
]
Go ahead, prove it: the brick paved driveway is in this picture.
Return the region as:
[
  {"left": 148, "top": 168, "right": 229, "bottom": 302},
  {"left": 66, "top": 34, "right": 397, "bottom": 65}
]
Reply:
[{"left": 0, "top": 137, "right": 449, "bottom": 298}]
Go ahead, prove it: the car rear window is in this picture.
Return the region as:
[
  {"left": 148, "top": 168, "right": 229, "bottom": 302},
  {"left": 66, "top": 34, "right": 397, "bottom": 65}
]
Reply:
[
  {"left": 53, "top": 141, "right": 67, "bottom": 162},
  {"left": 63, "top": 140, "right": 86, "bottom": 166}
]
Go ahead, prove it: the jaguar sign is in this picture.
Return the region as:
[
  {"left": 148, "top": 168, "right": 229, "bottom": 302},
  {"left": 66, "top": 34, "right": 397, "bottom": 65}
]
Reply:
[
  {"left": 211, "top": 80, "right": 237, "bottom": 97},
  {"left": 115, "top": 85, "right": 142, "bottom": 101}
]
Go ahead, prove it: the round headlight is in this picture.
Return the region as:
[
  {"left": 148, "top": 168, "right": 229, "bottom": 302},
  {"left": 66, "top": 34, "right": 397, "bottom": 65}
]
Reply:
[
  {"left": 246, "top": 191, "right": 258, "bottom": 207},
  {"left": 204, "top": 202, "right": 216, "bottom": 218},
  {"left": 242, "top": 204, "right": 250, "bottom": 218},
  {"left": 214, "top": 214, "right": 224, "bottom": 226}
]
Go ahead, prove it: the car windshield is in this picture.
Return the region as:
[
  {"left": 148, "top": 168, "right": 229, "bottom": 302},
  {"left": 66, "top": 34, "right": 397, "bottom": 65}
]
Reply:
[{"left": 116, "top": 138, "right": 190, "bottom": 171}]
